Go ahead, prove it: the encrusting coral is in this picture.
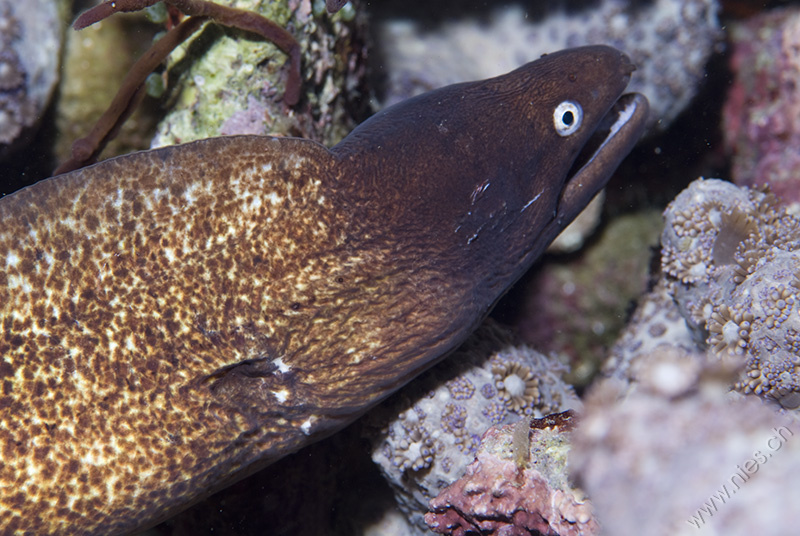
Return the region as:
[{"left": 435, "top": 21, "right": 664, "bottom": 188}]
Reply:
[
  {"left": 367, "top": 322, "right": 580, "bottom": 533},
  {"left": 426, "top": 411, "right": 598, "bottom": 536},
  {"left": 660, "top": 178, "right": 800, "bottom": 408},
  {"left": 603, "top": 278, "right": 699, "bottom": 386},
  {"left": 588, "top": 176, "right": 800, "bottom": 533}
]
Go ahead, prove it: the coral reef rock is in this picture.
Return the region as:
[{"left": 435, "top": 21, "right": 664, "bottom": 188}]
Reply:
[
  {"left": 368, "top": 322, "right": 580, "bottom": 533},
  {"left": 661, "top": 178, "right": 800, "bottom": 408},
  {"left": 723, "top": 6, "right": 800, "bottom": 210},
  {"left": 152, "top": 0, "right": 367, "bottom": 149},
  {"left": 603, "top": 279, "right": 699, "bottom": 385},
  {"left": 0, "top": 0, "right": 64, "bottom": 159},
  {"left": 573, "top": 346, "right": 800, "bottom": 536},
  {"left": 378, "top": 0, "right": 720, "bottom": 130},
  {"left": 426, "top": 412, "right": 597, "bottom": 536},
  {"left": 519, "top": 209, "right": 663, "bottom": 387},
  {"left": 55, "top": 11, "right": 161, "bottom": 164}
]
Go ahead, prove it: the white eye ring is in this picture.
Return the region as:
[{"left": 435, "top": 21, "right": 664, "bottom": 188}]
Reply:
[{"left": 553, "top": 101, "right": 583, "bottom": 137}]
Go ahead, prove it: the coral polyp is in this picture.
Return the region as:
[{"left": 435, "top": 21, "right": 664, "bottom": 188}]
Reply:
[
  {"left": 492, "top": 357, "right": 541, "bottom": 413},
  {"left": 391, "top": 421, "right": 436, "bottom": 472},
  {"left": 706, "top": 303, "right": 753, "bottom": 356},
  {"left": 711, "top": 209, "right": 757, "bottom": 266},
  {"left": 661, "top": 178, "right": 800, "bottom": 407}
]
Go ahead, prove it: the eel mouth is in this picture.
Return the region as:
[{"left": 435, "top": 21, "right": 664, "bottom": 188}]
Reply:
[{"left": 559, "top": 92, "right": 649, "bottom": 214}]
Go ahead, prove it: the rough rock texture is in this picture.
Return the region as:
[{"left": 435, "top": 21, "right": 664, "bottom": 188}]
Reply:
[
  {"left": 0, "top": 0, "right": 64, "bottom": 159},
  {"left": 518, "top": 209, "right": 663, "bottom": 387},
  {"left": 54, "top": 0, "right": 366, "bottom": 170},
  {"left": 152, "top": 0, "right": 367, "bottom": 149},
  {"left": 368, "top": 323, "right": 581, "bottom": 533},
  {"left": 426, "top": 412, "right": 598, "bottom": 536},
  {"left": 603, "top": 279, "right": 698, "bottom": 384},
  {"left": 55, "top": 9, "right": 163, "bottom": 165},
  {"left": 378, "top": 0, "right": 720, "bottom": 131},
  {"left": 723, "top": 6, "right": 800, "bottom": 210},
  {"left": 573, "top": 346, "right": 800, "bottom": 536},
  {"left": 660, "top": 178, "right": 800, "bottom": 407}
]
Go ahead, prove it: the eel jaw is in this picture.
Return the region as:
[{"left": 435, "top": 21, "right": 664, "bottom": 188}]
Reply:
[{"left": 556, "top": 92, "right": 650, "bottom": 226}]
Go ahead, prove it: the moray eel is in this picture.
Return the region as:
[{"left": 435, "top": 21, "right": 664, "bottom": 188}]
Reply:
[{"left": 0, "top": 45, "right": 647, "bottom": 534}]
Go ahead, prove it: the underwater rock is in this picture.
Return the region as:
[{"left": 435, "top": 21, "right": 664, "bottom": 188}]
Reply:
[
  {"left": 55, "top": 10, "right": 162, "bottom": 164},
  {"left": 573, "top": 345, "right": 800, "bottom": 536},
  {"left": 152, "top": 0, "right": 367, "bottom": 149},
  {"left": 53, "top": 0, "right": 366, "bottom": 174},
  {"left": 0, "top": 0, "right": 64, "bottom": 159},
  {"left": 518, "top": 209, "right": 663, "bottom": 387},
  {"left": 368, "top": 322, "right": 580, "bottom": 533},
  {"left": 660, "top": 178, "right": 800, "bottom": 407},
  {"left": 378, "top": 0, "right": 720, "bottom": 131},
  {"left": 603, "top": 279, "right": 698, "bottom": 385},
  {"left": 723, "top": 6, "right": 800, "bottom": 209},
  {"left": 426, "top": 412, "right": 598, "bottom": 536}
]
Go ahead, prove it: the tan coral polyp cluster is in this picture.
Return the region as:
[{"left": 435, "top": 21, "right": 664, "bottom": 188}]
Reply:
[
  {"left": 492, "top": 359, "right": 541, "bottom": 413},
  {"left": 661, "top": 179, "right": 800, "bottom": 408},
  {"left": 733, "top": 234, "right": 764, "bottom": 283},
  {"left": 392, "top": 421, "right": 437, "bottom": 472},
  {"left": 707, "top": 303, "right": 754, "bottom": 356},
  {"left": 761, "top": 284, "right": 796, "bottom": 328},
  {"left": 661, "top": 202, "right": 727, "bottom": 284},
  {"left": 736, "top": 355, "right": 800, "bottom": 407}
]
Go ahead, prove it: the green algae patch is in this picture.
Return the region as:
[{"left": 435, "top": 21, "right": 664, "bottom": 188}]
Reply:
[{"left": 153, "top": 0, "right": 367, "bottom": 148}]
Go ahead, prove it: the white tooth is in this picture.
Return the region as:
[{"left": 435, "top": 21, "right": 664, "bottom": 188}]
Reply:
[{"left": 608, "top": 100, "right": 638, "bottom": 137}]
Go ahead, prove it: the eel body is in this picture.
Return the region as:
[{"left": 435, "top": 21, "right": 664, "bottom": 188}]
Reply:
[{"left": 0, "top": 46, "right": 648, "bottom": 534}]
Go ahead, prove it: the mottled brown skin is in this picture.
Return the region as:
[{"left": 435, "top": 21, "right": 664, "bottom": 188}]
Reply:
[{"left": 0, "top": 46, "right": 647, "bottom": 534}]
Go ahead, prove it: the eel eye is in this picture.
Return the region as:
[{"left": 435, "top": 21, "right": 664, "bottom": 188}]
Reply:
[{"left": 553, "top": 101, "right": 583, "bottom": 137}]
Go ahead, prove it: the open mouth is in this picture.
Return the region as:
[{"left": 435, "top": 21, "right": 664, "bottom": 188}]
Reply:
[
  {"left": 568, "top": 93, "right": 649, "bottom": 185},
  {"left": 554, "top": 92, "right": 649, "bottom": 227}
]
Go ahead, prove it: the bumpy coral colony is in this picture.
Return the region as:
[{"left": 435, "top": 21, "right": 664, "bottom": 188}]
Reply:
[
  {"left": 369, "top": 323, "right": 580, "bottom": 531},
  {"left": 661, "top": 178, "right": 800, "bottom": 407}
]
